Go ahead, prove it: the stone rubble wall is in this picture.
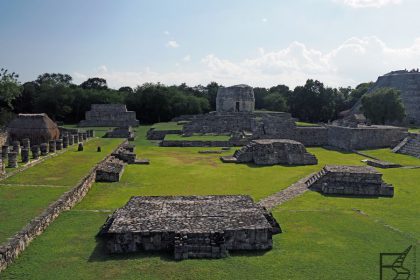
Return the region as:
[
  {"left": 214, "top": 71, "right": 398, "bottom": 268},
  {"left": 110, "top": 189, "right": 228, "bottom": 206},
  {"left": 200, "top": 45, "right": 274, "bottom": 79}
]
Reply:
[
  {"left": 0, "top": 140, "right": 127, "bottom": 272},
  {"left": 393, "top": 133, "right": 420, "bottom": 158},
  {"left": 146, "top": 128, "right": 182, "bottom": 140}
]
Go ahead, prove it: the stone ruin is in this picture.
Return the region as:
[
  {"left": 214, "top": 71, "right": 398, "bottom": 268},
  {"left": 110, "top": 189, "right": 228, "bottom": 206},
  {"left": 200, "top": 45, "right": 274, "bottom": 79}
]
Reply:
[
  {"left": 96, "top": 157, "right": 126, "bottom": 182},
  {"left": 351, "top": 70, "right": 420, "bottom": 125},
  {"left": 392, "top": 132, "right": 420, "bottom": 158},
  {"left": 221, "top": 139, "right": 317, "bottom": 166},
  {"left": 216, "top": 85, "right": 255, "bottom": 113},
  {"left": 104, "top": 126, "right": 135, "bottom": 140},
  {"left": 0, "top": 157, "right": 4, "bottom": 175},
  {"left": 305, "top": 165, "right": 394, "bottom": 197},
  {"left": 98, "top": 195, "right": 281, "bottom": 260},
  {"left": 79, "top": 104, "right": 139, "bottom": 127}
]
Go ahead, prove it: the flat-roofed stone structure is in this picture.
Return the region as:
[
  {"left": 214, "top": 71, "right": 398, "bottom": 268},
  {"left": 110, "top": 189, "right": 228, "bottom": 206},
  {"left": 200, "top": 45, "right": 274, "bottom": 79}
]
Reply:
[
  {"left": 306, "top": 165, "right": 394, "bottom": 197},
  {"left": 98, "top": 195, "right": 281, "bottom": 260},
  {"left": 222, "top": 139, "right": 317, "bottom": 165},
  {"left": 216, "top": 85, "right": 255, "bottom": 113},
  {"left": 104, "top": 126, "right": 135, "bottom": 140},
  {"left": 79, "top": 104, "right": 139, "bottom": 127},
  {"left": 96, "top": 157, "right": 126, "bottom": 182}
]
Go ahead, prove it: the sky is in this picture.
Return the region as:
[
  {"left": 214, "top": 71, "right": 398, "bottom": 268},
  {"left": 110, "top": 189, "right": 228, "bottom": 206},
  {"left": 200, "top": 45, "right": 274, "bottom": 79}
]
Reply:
[{"left": 1, "top": 0, "right": 420, "bottom": 89}]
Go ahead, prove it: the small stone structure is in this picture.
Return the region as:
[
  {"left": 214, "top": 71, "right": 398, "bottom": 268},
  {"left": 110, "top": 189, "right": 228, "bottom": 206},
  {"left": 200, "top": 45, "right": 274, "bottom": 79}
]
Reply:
[
  {"left": 362, "top": 159, "right": 401, "bottom": 169},
  {"left": 78, "top": 143, "right": 84, "bottom": 151},
  {"left": 79, "top": 104, "right": 139, "bottom": 127},
  {"left": 104, "top": 126, "right": 135, "bottom": 139},
  {"left": 392, "top": 133, "right": 420, "bottom": 158},
  {"left": 95, "top": 157, "right": 126, "bottom": 182},
  {"left": 216, "top": 85, "right": 255, "bottom": 113},
  {"left": 98, "top": 195, "right": 281, "bottom": 260},
  {"left": 21, "top": 148, "right": 29, "bottom": 163},
  {"left": 7, "top": 152, "right": 18, "bottom": 168},
  {"left": 55, "top": 139, "right": 63, "bottom": 150},
  {"left": 40, "top": 143, "right": 48, "bottom": 156},
  {"left": 306, "top": 165, "right": 394, "bottom": 197},
  {"left": 31, "top": 145, "right": 40, "bottom": 159},
  {"left": 112, "top": 144, "right": 136, "bottom": 164},
  {"left": 222, "top": 139, "right": 317, "bottom": 166},
  {"left": 0, "top": 158, "right": 4, "bottom": 175},
  {"left": 48, "top": 140, "right": 56, "bottom": 153}
]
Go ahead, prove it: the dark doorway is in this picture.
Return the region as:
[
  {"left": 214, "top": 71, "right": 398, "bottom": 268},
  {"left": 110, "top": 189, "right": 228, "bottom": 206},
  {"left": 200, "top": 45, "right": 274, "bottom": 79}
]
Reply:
[{"left": 236, "top": 102, "right": 240, "bottom": 112}]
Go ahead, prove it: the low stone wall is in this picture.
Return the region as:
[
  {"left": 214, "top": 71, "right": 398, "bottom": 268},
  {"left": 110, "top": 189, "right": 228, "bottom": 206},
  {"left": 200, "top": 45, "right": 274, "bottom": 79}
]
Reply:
[
  {"left": 0, "top": 140, "right": 127, "bottom": 272},
  {"left": 293, "top": 127, "right": 328, "bottom": 146},
  {"left": 160, "top": 140, "right": 232, "bottom": 147},
  {"left": 146, "top": 128, "right": 182, "bottom": 140}
]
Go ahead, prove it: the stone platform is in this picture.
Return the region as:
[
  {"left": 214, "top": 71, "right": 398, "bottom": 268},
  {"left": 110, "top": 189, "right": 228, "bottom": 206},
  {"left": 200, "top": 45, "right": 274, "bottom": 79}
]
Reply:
[
  {"left": 79, "top": 104, "right": 139, "bottom": 127},
  {"left": 224, "top": 139, "right": 317, "bottom": 166},
  {"left": 98, "top": 195, "right": 281, "bottom": 260}
]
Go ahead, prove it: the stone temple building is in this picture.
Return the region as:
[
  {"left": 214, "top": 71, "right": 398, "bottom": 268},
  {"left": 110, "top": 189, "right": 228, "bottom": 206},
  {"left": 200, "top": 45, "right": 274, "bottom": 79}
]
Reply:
[
  {"left": 216, "top": 85, "right": 255, "bottom": 113},
  {"left": 305, "top": 165, "right": 394, "bottom": 197},
  {"left": 222, "top": 139, "right": 317, "bottom": 165},
  {"left": 79, "top": 104, "right": 139, "bottom": 127},
  {"left": 98, "top": 195, "right": 281, "bottom": 260},
  {"left": 352, "top": 69, "right": 420, "bottom": 125},
  {"left": 7, "top": 113, "right": 60, "bottom": 145}
]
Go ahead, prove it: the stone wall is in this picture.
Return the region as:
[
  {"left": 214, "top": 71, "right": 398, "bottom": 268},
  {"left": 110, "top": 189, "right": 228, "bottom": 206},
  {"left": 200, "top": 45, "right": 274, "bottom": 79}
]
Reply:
[
  {"left": 0, "top": 140, "right": 127, "bottom": 272},
  {"left": 327, "top": 125, "right": 407, "bottom": 151},
  {"left": 216, "top": 85, "right": 255, "bottom": 113},
  {"left": 0, "top": 129, "right": 8, "bottom": 146},
  {"left": 392, "top": 132, "right": 420, "bottom": 158},
  {"left": 79, "top": 104, "right": 139, "bottom": 127},
  {"left": 146, "top": 128, "right": 182, "bottom": 140}
]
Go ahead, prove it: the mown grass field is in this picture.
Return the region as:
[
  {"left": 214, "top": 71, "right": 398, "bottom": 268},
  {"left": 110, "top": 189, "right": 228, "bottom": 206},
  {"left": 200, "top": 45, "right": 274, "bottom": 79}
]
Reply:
[
  {"left": 151, "top": 122, "right": 184, "bottom": 131},
  {"left": 1, "top": 126, "right": 419, "bottom": 279},
  {"left": 164, "top": 133, "right": 231, "bottom": 141},
  {"left": 0, "top": 137, "right": 123, "bottom": 244}
]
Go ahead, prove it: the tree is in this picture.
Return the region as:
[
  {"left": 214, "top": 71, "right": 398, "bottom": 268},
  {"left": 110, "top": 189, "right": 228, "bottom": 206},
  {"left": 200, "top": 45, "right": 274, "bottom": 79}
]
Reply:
[
  {"left": 263, "top": 93, "right": 288, "bottom": 112},
  {"left": 35, "top": 73, "right": 73, "bottom": 87},
  {"left": 348, "top": 82, "right": 373, "bottom": 107},
  {"left": 0, "top": 68, "right": 22, "bottom": 124},
  {"left": 205, "top": 82, "right": 219, "bottom": 110},
  {"left": 118, "top": 86, "right": 133, "bottom": 93},
  {"left": 361, "top": 88, "right": 405, "bottom": 124},
  {"left": 80, "top": 77, "right": 108, "bottom": 90}
]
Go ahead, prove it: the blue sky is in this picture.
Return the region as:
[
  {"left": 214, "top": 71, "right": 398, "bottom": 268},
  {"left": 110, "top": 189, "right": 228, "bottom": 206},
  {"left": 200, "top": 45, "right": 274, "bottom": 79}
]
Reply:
[{"left": 1, "top": 0, "right": 420, "bottom": 88}]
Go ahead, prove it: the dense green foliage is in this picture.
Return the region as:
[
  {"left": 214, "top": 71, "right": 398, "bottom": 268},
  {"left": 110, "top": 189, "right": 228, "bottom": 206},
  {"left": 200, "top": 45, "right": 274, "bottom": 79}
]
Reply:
[
  {"left": 1, "top": 67, "right": 377, "bottom": 125},
  {"left": 361, "top": 88, "right": 405, "bottom": 124}
]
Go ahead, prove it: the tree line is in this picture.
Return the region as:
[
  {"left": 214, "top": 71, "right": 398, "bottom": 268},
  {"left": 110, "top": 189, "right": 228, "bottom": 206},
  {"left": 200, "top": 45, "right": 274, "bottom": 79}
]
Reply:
[{"left": 0, "top": 68, "right": 405, "bottom": 125}]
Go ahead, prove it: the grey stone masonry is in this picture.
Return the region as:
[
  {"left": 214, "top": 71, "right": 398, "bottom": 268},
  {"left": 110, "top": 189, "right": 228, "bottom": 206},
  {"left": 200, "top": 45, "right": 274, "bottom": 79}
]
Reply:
[
  {"left": 40, "top": 143, "right": 48, "bottom": 156},
  {"left": 55, "top": 139, "right": 63, "bottom": 151},
  {"left": 0, "top": 158, "right": 4, "bottom": 175},
  {"left": 12, "top": 141, "right": 20, "bottom": 154},
  {"left": 393, "top": 133, "right": 420, "bottom": 158},
  {"left": 98, "top": 195, "right": 281, "bottom": 260},
  {"left": 95, "top": 157, "right": 126, "bottom": 182},
  {"left": 78, "top": 133, "right": 83, "bottom": 143},
  {"left": 8, "top": 152, "right": 18, "bottom": 168},
  {"left": 22, "top": 138, "right": 30, "bottom": 149},
  {"left": 79, "top": 104, "right": 139, "bottom": 127},
  {"left": 82, "top": 132, "right": 87, "bottom": 141},
  {"left": 306, "top": 165, "right": 394, "bottom": 197},
  {"left": 68, "top": 135, "right": 74, "bottom": 145},
  {"left": 31, "top": 145, "right": 40, "bottom": 159},
  {"left": 2, "top": 145, "right": 9, "bottom": 161},
  {"left": 216, "top": 85, "right": 255, "bottom": 113},
  {"left": 21, "top": 148, "right": 29, "bottom": 163},
  {"left": 226, "top": 139, "right": 317, "bottom": 166},
  {"left": 62, "top": 136, "right": 69, "bottom": 149},
  {"left": 49, "top": 140, "right": 56, "bottom": 153}
]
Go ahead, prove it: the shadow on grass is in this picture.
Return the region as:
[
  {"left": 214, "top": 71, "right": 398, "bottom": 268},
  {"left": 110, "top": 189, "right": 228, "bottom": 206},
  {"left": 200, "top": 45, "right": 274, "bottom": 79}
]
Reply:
[{"left": 319, "top": 193, "right": 380, "bottom": 199}]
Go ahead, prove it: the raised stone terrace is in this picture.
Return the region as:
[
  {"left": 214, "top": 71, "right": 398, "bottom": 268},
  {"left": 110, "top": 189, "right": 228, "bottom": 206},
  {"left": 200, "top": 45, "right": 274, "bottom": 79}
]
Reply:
[
  {"left": 79, "top": 104, "right": 139, "bottom": 127},
  {"left": 98, "top": 195, "right": 281, "bottom": 260}
]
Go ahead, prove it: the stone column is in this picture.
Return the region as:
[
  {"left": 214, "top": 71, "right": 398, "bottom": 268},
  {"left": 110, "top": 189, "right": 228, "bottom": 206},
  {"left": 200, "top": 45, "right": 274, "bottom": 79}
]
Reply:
[
  {"left": 21, "top": 148, "right": 29, "bottom": 163},
  {"left": 68, "top": 134, "right": 74, "bottom": 145},
  {"left": 82, "top": 132, "right": 87, "bottom": 141},
  {"left": 40, "top": 143, "right": 48, "bottom": 156},
  {"left": 22, "top": 138, "right": 30, "bottom": 149},
  {"left": 49, "top": 140, "right": 56, "bottom": 153},
  {"left": 91, "top": 130, "right": 95, "bottom": 138},
  {"left": 2, "top": 145, "right": 9, "bottom": 161},
  {"left": 78, "top": 142, "right": 84, "bottom": 151},
  {"left": 8, "top": 152, "right": 18, "bottom": 168},
  {"left": 63, "top": 136, "right": 69, "bottom": 148},
  {"left": 78, "top": 133, "right": 83, "bottom": 143},
  {"left": 56, "top": 139, "right": 63, "bottom": 151},
  {"left": 12, "top": 141, "right": 20, "bottom": 154},
  {"left": 31, "top": 145, "right": 40, "bottom": 159}
]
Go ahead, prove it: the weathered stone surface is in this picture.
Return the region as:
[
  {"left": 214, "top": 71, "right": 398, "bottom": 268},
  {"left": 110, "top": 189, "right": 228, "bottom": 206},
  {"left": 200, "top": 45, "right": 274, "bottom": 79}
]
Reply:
[
  {"left": 216, "top": 85, "right": 255, "bottom": 113},
  {"left": 55, "top": 139, "right": 63, "bottom": 150},
  {"left": 12, "top": 141, "right": 20, "bottom": 154},
  {"left": 98, "top": 195, "right": 281, "bottom": 260},
  {"left": 7, "top": 152, "right": 18, "bottom": 168},
  {"left": 40, "top": 143, "right": 48, "bottom": 156},
  {"left": 362, "top": 159, "right": 401, "bottom": 169},
  {"left": 78, "top": 143, "right": 84, "bottom": 151},
  {"left": 228, "top": 139, "right": 317, "bottom": 166},
  {"left": 21, "top": 138, "right": 30, "bottom": 149},
  {"left": 48, "top": 140, "right": 56, "bottom": 153},
  {"left": 104, "top": 126, "right": 135, "bottom": 139},
  {"left": 96, "top": 157, "right": 125, "bottom": 182},
  {"left": 146, "top": 129, "right": 181, "bottom": 140},
  {"left": 62, "top": 136, "right": 69, "bottom": 148},
  {"left": 2, "top": 145, "right": 9, "bottom": 161},
  {"left": 31, "top": 145, "right": 40, "bottom": 159},
  {"left": 306, "top": 165, "right": 394, "bottom": 197},
  {"left": 393, "top": 133, "right": 420, "bottom": 158},
  {"left": 79, "top": 104, "right": 139, "bottom": 127},
  {"left": 21, "top": 148, "right": 29, "bottom": 163}
]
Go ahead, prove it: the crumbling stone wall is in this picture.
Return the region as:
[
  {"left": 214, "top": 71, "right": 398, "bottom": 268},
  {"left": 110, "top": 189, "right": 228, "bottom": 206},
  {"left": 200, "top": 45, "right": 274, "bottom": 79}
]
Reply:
[
  {"left": 0, "top": 140, "right": 128, "bottom": 272},
  {"left": 216, "top": 85, "right": 255, "bottom": 113},
  {"left": 146, "top": 128, "right": 181, "bottom": 140},
  {"left": 392, "top": 132, "right": 420, "bottom": 158}
]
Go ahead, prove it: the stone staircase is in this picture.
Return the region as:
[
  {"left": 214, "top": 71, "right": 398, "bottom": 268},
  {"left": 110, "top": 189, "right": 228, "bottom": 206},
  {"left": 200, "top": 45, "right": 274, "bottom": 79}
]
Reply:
[
  {"left": 393, "top": 135, "right": 420, "bottom": 158},
  {"left": 304, "top": 167, "right": 327, "bottom": 188}
]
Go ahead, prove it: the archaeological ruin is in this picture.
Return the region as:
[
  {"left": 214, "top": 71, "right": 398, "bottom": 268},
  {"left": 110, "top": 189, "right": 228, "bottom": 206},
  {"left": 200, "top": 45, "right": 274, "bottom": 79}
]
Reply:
[
  {"left": 221, "top": 139, "right": 317, "bottom": 165},
  {"left": 79, "top": 104, "right": 139, "bottom": 127},
  {"left": 351, "top": 69, "right": 420, "bottom": 125},
  {"left": 104, "top": 126, "right": 135, "bottom": 140},
  {"left": 7, "top": 113, "right": 60, "bottom": 145},
  {"left": 392, "top": 132, "right": 420, "bottom": 158},
  {"left": 305, "top": 165, "right": 394, "bottom": 197},
  {"left": 98, "top": 195, "right": 281, "bottom": 260},
  {"left": 216, "top": 84, "right": 255, "bottom": 113},
  {"left": 96, "top": 157, "right": 126, "bottom": 182}
]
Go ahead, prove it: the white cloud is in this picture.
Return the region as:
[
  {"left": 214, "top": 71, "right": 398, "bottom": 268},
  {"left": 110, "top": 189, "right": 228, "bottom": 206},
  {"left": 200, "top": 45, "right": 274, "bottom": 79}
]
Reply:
[
  {"left": 163, "top": 30, "right": 170, "bottom": 35},
  {"left": 166, "top": 40, "right": 179, "bottom": 48},
  {"left": 334, "top": 0, "right": 402, "bottom": 8},
  {"left": 74, "top": 36, "right": 420, "bottom": 89},
  {"left": 261, "top": 18, "right": 268, "bottom": 23},
  {"left": 183, "top": 55, "right": 191, "bottom": 62}
]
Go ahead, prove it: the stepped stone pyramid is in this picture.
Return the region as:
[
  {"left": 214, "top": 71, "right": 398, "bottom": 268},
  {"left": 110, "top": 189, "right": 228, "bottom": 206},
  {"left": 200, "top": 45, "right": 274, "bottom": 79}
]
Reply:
[
  {"left": 393, "top": 133, "right": 420, "bottom": 158},
  {"left": 353, "top": 70, "right": 420, "bottom": 125}
]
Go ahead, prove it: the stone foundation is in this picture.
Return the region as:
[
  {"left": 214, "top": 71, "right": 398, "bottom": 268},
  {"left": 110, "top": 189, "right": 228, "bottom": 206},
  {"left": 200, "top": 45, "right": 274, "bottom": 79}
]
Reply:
[
  {"left": 392, "top": 133, "right": 420, "bottom": 158},
  {"left": 96, "top": 157, "right": 126, "bottom": 182},
  {"left": 79, "top": 104, "right": 139, "bottom": 127}
]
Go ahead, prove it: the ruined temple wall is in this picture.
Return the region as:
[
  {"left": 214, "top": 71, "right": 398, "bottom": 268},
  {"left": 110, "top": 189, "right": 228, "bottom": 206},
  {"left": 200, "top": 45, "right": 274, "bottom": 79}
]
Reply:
[
  {"left": 182, "top": 113, "right": 255, "bottom": 134},
  {"left": 327, "top": 125, "right": 407, "bottom": 150},
  {"left": 80, "top": 104, "right": 139, "bottom": 127}
]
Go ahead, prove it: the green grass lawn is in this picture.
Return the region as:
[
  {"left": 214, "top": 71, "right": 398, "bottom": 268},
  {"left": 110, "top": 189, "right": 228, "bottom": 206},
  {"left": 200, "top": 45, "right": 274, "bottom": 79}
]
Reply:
[
  {"left": 62, "top": 124, "right": 116, "bottom": 137},
  {"left": 295, "top": 121, "right": 320, "bottom": 127},
  {"left": 164, "top": 134, "right": 231, "bottom": 141},
  {"left": 151, "top": 122, "right": 183, "bottom": 131},
  {"left": 1, "top": 125, "right": 419, "bottom": 279},
  {"left": 409, "top": 127, "right": 420, "bottom": 133}
]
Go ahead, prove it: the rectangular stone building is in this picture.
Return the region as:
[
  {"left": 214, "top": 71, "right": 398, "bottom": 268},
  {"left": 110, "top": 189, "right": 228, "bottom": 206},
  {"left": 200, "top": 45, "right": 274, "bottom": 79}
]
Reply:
[
  {"left": 98, "top": 195, "right": 281, "bottom": 260},
  {"left": 79, "top": 104, "right": 139, "bottom": 127}
]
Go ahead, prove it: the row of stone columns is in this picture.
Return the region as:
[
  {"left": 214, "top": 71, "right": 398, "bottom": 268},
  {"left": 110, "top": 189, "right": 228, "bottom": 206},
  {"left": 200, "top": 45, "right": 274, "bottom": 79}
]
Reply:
[{"left": 0, "top": 130, "right": 95, "bottom": 169}]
